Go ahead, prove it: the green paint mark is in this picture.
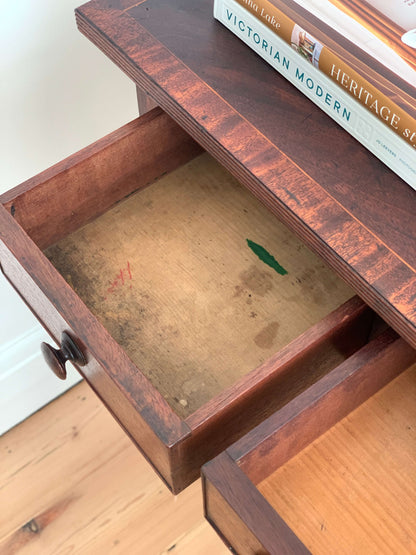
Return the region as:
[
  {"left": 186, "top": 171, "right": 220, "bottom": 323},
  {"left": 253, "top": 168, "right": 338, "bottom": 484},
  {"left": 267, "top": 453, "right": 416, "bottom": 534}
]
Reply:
[{"left": 246, "top": 239, "right": 288, "bottom": 275}]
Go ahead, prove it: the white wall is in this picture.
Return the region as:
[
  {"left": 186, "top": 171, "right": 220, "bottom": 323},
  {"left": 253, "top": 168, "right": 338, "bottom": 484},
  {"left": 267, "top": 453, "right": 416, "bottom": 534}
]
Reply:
[{"left": 0, "top": 0, "right": 137, "bottom": 434}]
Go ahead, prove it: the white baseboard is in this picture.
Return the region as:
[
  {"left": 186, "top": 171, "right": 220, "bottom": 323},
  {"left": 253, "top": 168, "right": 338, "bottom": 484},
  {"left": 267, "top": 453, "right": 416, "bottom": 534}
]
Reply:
[{"left": 0, "top": 325, "right": 82, "bottom": 436}]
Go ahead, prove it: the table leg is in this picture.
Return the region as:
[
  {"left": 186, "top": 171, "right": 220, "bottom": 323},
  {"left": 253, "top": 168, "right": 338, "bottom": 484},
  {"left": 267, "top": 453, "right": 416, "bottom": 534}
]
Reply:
[{"left": 136, "top": 86, "right": 158, "bottom": 115}]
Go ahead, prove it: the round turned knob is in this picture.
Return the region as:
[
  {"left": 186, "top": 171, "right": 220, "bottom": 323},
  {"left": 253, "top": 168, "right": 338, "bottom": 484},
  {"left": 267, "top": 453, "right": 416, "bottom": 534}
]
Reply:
[{"left": 41, "top": 331, "right": 86, "bottom": 380}]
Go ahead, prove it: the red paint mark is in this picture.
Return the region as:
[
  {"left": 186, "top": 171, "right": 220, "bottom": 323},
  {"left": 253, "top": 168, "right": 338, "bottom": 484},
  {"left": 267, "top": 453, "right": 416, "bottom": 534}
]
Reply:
[{"left": 106, "top": 262, "right": 133, "bottom": 295}]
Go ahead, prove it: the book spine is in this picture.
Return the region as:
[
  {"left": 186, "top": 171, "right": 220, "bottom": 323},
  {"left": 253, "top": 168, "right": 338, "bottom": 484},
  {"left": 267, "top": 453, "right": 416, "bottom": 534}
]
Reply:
[
  {"left": 213, "top": 0, "right": 416, "bottom": 188},
  {"left": 225, "top": 0, "right": 416, "bottom": 151}
]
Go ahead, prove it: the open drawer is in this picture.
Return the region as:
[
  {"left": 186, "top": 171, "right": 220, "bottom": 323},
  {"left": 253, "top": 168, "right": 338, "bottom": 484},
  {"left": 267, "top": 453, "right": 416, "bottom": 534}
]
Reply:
[
  {"left": 202, "top": 342, "right": 416, "bottom": 553},
  {"left": 0, "top": 107, "right": 408, "bottom": 493}
]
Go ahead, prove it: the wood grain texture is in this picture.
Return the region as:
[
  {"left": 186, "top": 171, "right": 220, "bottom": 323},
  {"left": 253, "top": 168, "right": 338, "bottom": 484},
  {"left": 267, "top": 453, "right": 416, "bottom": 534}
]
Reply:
[
  {"left": 0, "top": 381, "right": 229, "bottom": 555},
  {"left": 186, "top": 295, "right": 374, "bottom": 430},
  {"left": 1, "top": 116, "right": 370, "bottom": 492},
  {"left": 0, "top": 162, "right": 359, "bottom": 493},
  {"left": 178, "top": 296, "right": 375, "bottom": 485},
  {"left": 203, "top": 452, "right": 310, "bottom": 554},
  {"left": 0, "top": 188, "right": 373, "bottom": 492},
  {"left": 75, "top": 0, "right": 416, "bottom": 349}
]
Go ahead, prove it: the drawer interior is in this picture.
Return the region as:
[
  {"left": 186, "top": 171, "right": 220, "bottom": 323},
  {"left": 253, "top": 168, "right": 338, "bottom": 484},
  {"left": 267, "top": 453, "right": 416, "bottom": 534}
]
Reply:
[
  {"left": 257, "top": 363, "right": 416, "bottom": 553},
  {"left": 43, "top": 150, "right": 354, "bottom": 418}
]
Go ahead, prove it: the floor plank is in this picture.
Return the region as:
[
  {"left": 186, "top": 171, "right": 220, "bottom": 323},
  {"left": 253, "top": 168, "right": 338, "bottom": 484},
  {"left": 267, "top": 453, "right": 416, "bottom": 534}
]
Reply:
[{"left": 0, "top": 381, "right": 228, "bottom": 554}]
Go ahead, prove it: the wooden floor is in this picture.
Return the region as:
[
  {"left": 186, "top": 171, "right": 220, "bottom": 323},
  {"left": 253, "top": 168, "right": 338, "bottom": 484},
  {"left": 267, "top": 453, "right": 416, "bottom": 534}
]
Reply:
[{"left": 0, "top": 381, "right": 229, "bottom": 554}]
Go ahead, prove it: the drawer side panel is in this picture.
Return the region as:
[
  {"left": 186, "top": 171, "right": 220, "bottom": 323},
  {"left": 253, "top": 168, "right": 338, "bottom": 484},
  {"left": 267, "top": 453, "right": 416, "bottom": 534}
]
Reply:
[
  {"left": 233, "top": 328, "right": 416, "bottom": 484},
  {"left": 1, "top": 109, "right": 202, "bottom": 250}
]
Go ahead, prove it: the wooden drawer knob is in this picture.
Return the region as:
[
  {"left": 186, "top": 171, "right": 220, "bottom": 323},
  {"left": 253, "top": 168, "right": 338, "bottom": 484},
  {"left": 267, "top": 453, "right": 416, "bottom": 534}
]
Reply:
[{"left": 41, "top": 331, "right": 86, "bottom": 380}]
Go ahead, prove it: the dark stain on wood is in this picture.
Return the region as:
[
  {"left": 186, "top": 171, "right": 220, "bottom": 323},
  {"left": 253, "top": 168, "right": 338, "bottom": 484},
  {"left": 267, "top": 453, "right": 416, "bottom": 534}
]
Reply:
[
  {"left": 254, "top": 322, "right": 280, "bottom": 349},
  {"left": 239, "top": 265, "right": 274, "bottom": 297},
  {"left": 2, "top": 497, "right": 76, "bottom": 553},
  {"left": 22, "top": 519, "right": 40, "bottom": 534}
]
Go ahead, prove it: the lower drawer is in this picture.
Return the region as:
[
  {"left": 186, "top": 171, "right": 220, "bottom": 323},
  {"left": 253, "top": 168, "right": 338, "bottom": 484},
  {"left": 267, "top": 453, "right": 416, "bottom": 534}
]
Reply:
[
  {"left": 202, "top": 340, "right": 416, "bottom": 554},
  {"left": 0, "top": 107, "right": 406, "bottom": 493}
]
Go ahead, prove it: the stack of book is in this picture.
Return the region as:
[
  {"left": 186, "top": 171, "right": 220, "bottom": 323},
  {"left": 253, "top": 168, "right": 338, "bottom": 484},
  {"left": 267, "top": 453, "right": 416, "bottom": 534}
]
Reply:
[{"left": 213, "top": 0, "right": 416, "bottom": 189}]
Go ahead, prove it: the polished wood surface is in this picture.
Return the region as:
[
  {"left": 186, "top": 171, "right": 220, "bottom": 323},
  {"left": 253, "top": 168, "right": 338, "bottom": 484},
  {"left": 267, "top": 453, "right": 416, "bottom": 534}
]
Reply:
[
  {"left": 0, "top": 191, "right": 369, "bottom": 493},
  {"left": 203, "top": 452, "right": 309, "bottom": 554},
  {"left": 203, "top": 334, "right": 416, "bottom": 553},
  {"left": 231, "top": 327, "right": 415, "bottom": 482},
  {"left": 0, "top": 197, "right": 192, "bottom": 492},
  {"left": 0, "top": 381, "right": 228, "bottom": 555},
  {"left": 76, "top": 0, "right": 416, "bottom": 350}
]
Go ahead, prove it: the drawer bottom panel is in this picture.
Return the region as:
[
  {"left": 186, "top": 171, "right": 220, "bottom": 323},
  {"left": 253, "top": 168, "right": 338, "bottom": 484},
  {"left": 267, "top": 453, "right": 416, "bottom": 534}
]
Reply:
[{"left": 44, "top": 152, "right": 354, "bottom": 419}]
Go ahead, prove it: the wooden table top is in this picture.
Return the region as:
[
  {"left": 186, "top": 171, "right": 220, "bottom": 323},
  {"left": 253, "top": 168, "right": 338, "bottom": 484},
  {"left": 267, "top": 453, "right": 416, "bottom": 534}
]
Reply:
[{"left": 76, "top": 0, "right": 416, "bottom": 349}]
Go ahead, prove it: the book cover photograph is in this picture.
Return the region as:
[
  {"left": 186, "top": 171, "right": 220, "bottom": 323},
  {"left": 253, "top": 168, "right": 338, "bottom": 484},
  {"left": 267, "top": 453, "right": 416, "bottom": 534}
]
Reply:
[
  {"left": 214, "top": 0, "right": 416, "bottom": 188},
  {"left": 290, "top": 0, "right": 416, "bottom": 136},
  {"left": 327, "top": 0, "right": 416, "bottom": 73}
]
